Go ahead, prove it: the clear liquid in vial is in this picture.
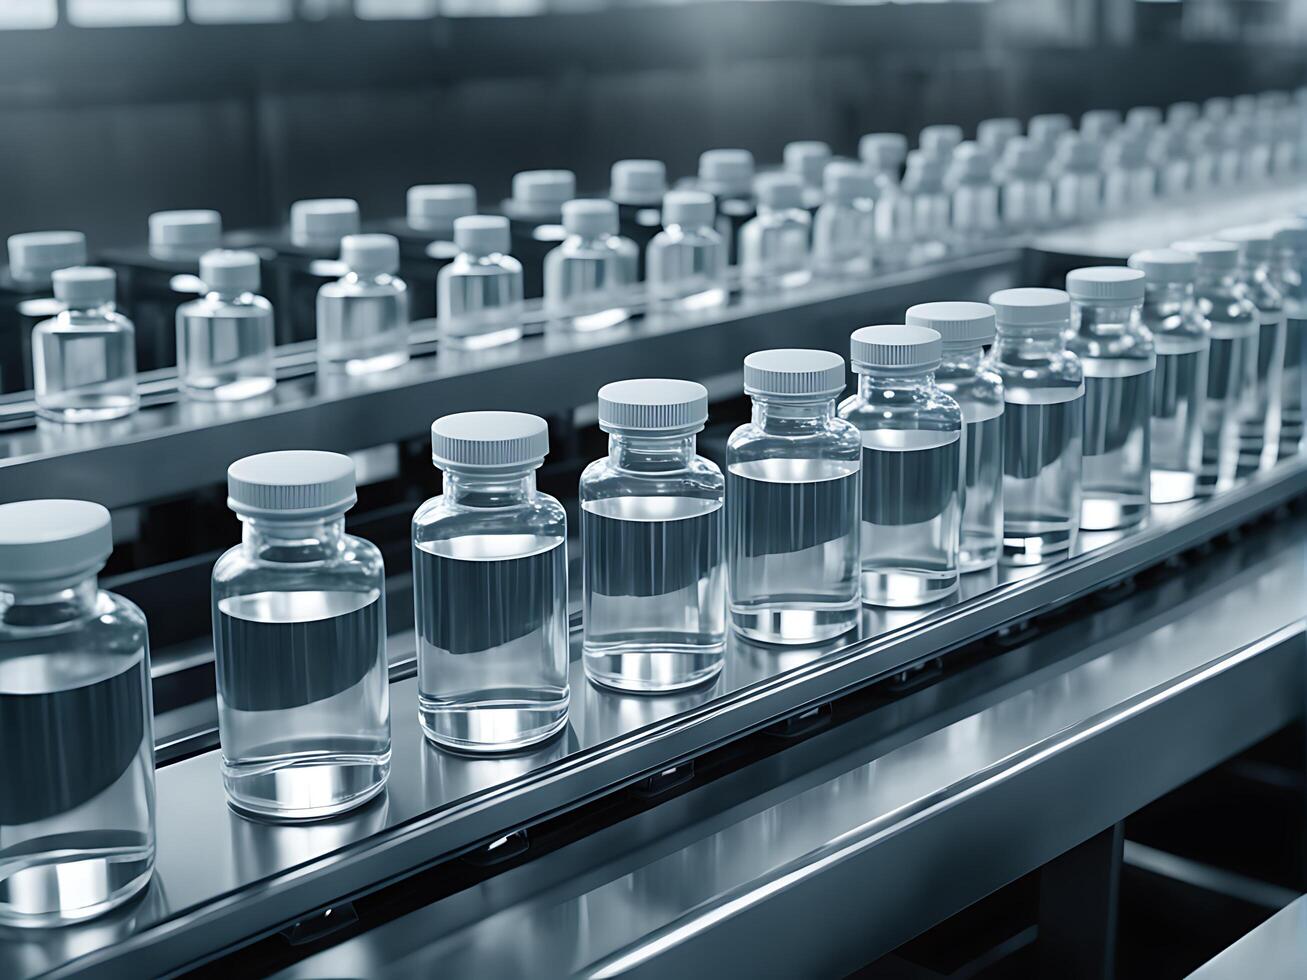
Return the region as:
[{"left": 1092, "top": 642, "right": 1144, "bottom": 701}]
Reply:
[
  {"left": 726, "top": 458, "right": 859, "bottom": 644},
  {"left": 0, "top": 647, "right": 154, "bottom": 926},
  {"left": 316, "top": 285, "right": 410, "bottom": 375},
  {"left": 1151, "top": 337, "right": 1208, "bottom": 503},
  {"left": 860, "top": 429, "right": 961, "bottom": 606},
  {"left": 583, "top": 497, "right": 725, "bottom": 691},
  {"left": 1237, "top": 314, "right": 1284, "bottom": 474},
  {"left": 177, "top": 301, "right": 276, "bottom": 401},
  {"left": 1280, "top": 315, "right": 1305, "bottom": 458},
  {"left": 215, "top": 590, "right": 391, "bottom": 819},
  {"left": 960, "top": 411, "right": 1004, "bottom": 572},
  {"left": 414, "top": 535, "right": 569, "bottom": 752},
  {"left": 1002, "top": 389, "right": 1084, "bottom": 565},
  {"left": 1199, "top": 323, "right": 1253, "bottom": 493},
  {"left": 1081, "top": 358, "right": 1153, "bottom": 530},
  {"left": 33, "top": 322, "right": 139, "bottom": 422}
]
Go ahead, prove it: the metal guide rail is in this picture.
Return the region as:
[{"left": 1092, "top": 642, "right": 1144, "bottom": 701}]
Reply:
[
  {"left": 5, "top": 452, "right": 1306, "bottom": 979},
  {"left": 0, "top": 249, "right": 1020, "bottom": 507}
]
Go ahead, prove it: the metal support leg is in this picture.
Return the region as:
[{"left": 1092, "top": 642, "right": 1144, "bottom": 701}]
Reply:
[{"left": 1037, "top": 821, "right": 1125, "bottom": 980}]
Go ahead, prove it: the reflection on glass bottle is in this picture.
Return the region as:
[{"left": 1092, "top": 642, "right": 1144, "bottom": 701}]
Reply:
[
  {"left": 646, "top": 190, "right": 727, "bottom": 312},
  {"left": 176, "top": 249, "right": 276, "bottom": 401},
  {"left": 543, "top": 199, "right": 638, "bottom": 333},
  {"left": 437, "top": 215, "right": 525, "bottom": 350},
  {"left": 1, "top": 230, "right": 86, "bottom": 393},
  {"left": 739, "top": 173, "right": 812, "bottom": 293},
  {"left": 316, "top": 233, "right": 410, "bottom": 376}
]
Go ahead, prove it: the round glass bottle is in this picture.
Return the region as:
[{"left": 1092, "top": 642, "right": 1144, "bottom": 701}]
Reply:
[
  {"left": 212, "top": 451, "right": 392, "bottom": 820},
  {"left": 1127, "top": 248, "right": 1210, "bottom": 503},
  {"left": 543, "top": 199, "right": 639, "bottom": 333},
  {"left": 812, "top": 162, "right": 875, "bottom": 279},
  {"left": 839, "top": 325, "right": 963, "bottom": 606},
  {"left": 646, "top": 190, "right": 727, "bottom": 312},
  {"left": 727, "top": 349, "right": 861, "bottom": 644},
  {"left": 986, "top": 288, "right": 1085, "bottom": 565},
  {"left": 1066, "top": 267, "right": 1155, "bottom": 531},
  {"left": 437, "top": 215, "right": 525, "bottom": 350},
  {"left": 581, "top": 379, "right": 725, "bottom": 691},
  {"left": 1271, "top": 222, "right": 1307, "bottom": 458},
  {"left": 0, "top": 499, "right": 155, "bottom": 927},
  {"left": 413, "top": 412, "right": 569, "bottom": 752},
  {"left": 739, "top": 174, "right": 812, "bottom": 292},
  {"left": 316, "top": 233, "right": 410, "bottom": 376},
  {"left": 176, "top": 249, "right": 276, "bottom": 401},
  {"left": 905, "top": 302, "right": 1004, "bottom": 572}
]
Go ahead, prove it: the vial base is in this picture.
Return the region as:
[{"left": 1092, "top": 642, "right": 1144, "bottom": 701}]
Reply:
[
  {"left": 441, "top": 324, "right": 523, "bottom": 350},
  {"left": 0, "top": 843, "right": 153, "bottom": 928},
  {"left": 36, "top": 394, "right": 139, "bottom": 423},
  {"left": 182, "top": 374, "right": 276, "bottom": 402},
  {"left": 860, "top": 567, "right": 958, "bottom": 608},
  {"left": 549, "top": 307, "right": 632, "bottom": 334},
  {"left": 1151, "top": 469, "right": 1199, "bottom": 504},
  {"left": 960, "top": 535, "right": 1001, "bottom": 573},
  {"left": 319, "top": 349, "right": 410, "bottom": 377},
  {"left": 729, "top": 604, "right": 859, "bottom": 646},
  {"left": 223, "top": 747, "right": 391, "bottom": 822},
  {"left": 1002, "top": 525, "right": 1076, "bottom": 566},
  {"left": 1081, "top": 494, "right": 1148, "bottom": 531},
  {"left": 584, "top": 647, "right": 724, "bottom": 693},
  {"left": 419, "top": 691, "right": 570, "bottom": 754}
]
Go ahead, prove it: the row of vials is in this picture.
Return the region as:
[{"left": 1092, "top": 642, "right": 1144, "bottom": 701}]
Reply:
[{"left": 5, "top": 216, "right": 1305, "bottom": 925}]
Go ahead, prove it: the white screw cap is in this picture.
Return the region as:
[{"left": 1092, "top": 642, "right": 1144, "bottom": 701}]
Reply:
[
  {"left": 290, "top": 199, "right": 360, "bottom": 249},
  {"left": 149, "top": 209, "right": 222, "bottom": 258},
  {"left": 53, "top": 266, "right": 116, "bottom": 308},
  {"left": 7, "top": 231, "right": 87, "bottom": 286},
  {"left": 407, "top": 184, "right": 476, "bottom": 231},
  {"left": 562, "top": 199, "right": 618, "bottom": 238},
  {"left": 610, "top": 160, "right": 667, "bottom": 206},
  {"left": 0, "top": 500, "right": 112, "bottom": 585},
  {"left": 784, "top": 141, "right": 832, "bottom": 188},
  {"left": 698, "top": 149, "right": 755, "bottom": 197},
  {"left": 662, "top": 190, "right": 715, "bottom": 228},
  {"left": 454, "top": 215, "right": 510, "bottom": 255},
  {"left": 340, "top": 234, "right": 400, "bottom": 276},
  {"left": 200, "top": 249, "right": 261, "bottom": 293}
]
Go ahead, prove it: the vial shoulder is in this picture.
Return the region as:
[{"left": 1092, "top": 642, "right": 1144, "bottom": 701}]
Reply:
[
  {"left": 580, "top": 455, "right": 723, "bottom": 500},
  {"left": 726, "top": 418, "right": 862, "bottom": 459},
  {"left": 412, "top": 492, "right": 566, "bottom": 539}
]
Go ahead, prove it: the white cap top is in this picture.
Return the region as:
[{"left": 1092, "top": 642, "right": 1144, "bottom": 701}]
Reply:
[
  {"left": 1066, "top": 266, "right": 1146, "bottom": 303},
  {"left": 698, "top": 149, "right": 755, "bottom": 196},
  {"left": 1105, "top": 132, "right": 1150, "bottom": 167},
  {"left": 7, "top": 231, "right": 87, "bottom": 286},
  {"left": 755, "top": 172, "right": 804, "bottom": 210},
  {"left": 1217, "top": 225, "right": 1276, "bottom": 262},
  {"left": 851, "top": 324, "right": 942, "bottom": 374},
  {"left": 290, "top": 198, "right": 360, "bottom": 249},
  {"left": 743, "top": 349, "right": 846, "bottom": 398},
  {"left": 1054, "top": 134, "right": 1101, "bottom": 172},
  {"left": 431, "top": 411, "right": 550, "bottom": 471},
  {"left": 597, "top": 378, "right": 709, "bottom": 434},
  {"left": 902, "top": 151, "right": 947, "bottom": 193},
  {"left": 977, "top": 118, "right": 1022, "bottom": 152},
  {"left": 905, "top": 301, "right": 997, "bottom": 350},
  {"left": 1128, "top": 248, "right": 1199, "bottom": 284},
  {"left": 951, "top": 142, "right": 995, "bottom": 181},
  {"left": 454, "top": 215, "right": 511, "bottom": 255},
  {"left": 859, "top": 133, "right": 908, "bottom": 171},
  {"left": 662, "top": 190, "right": 715, "bottom": 228},
  {"left": 340, "top": 234, "right": 400, "bottom": 276},
  {"left": 53, "top": 266, "right": 115, "bottom": 308},
  {"left": 148, "top": 209, "right": 222, "bottom": 258},
  {"left": 822, "top": 161, "right": 875, "bottom": 203},
  {"left": 1080, "top": 109, "right": 1122, "bottom": 141},
  {"left": 1272, "top": 221, "right": 1307, "bottom": 252},
  {"left": 1171, "top": 239, "right": 1239, "bottom": 271},
  {"left": 784, "top": 141, "right": 832, "bottom": 188},
  {"left": 511, "top": 170, "right": 576, "bottom": 211},
  {"left": 227, "top": 451, "right": 357, "bottom": 520},
  {"left": 1002, "top": 138, "right": 1048, "bottom": 179},
  {"left": 1167, "top": 101, "right": 1200, "bottom": 126},
  {"left": 407, "top": 184, "right": 477, "bottom": 231},
  {"left": 989, "top": 287, "right": 1072, "bottom": 330},
  {"left": 0, "top": 500, "right": 112, "bottom": 585},
  {"left": 919, "top": 124, "right": 963, "bottom": 159},
  {"left": 610, "top": 160, "right": 667, "bottom": 206},
  {"left": 563, "top": 199, "right": 618, "bottom": 238},
  {"left": 200, "top": 249, "right": 261, "bottom": 293},
  {"left": 1028, "top": 113, "right": 1072, "bottom": 145},
  {"left": 1126, "top": 106, "right": 1162, "bottom": 130}
]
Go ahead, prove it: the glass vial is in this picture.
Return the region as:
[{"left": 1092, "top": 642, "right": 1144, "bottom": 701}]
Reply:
[
  {"left": 317, "top": 233, "right": 410, "bottom": 376},
  {"left": 977, "top": 117, "right": 1022, "bottom": 160},
  {"left": 1101, "top": 134, "right": 1156, "bottom": 213},
  {"left": 213, "top": 451, "right": 391, "bottom": 819},
  {"left": 839, "top": 325, "right": 962, "bottom": 606},
  {"left": 998, "top": 138, "right": 1054, "bottom": 233},
  {"left": 783, "top": 140, "right": 832, "bottom": 211},
  {"left": 2, "top": 231, "right": 86, "bottom": 394},
  {"left": 582, "top": 379, "right": 725, "bottom": 692},
  {"left": 948, "top": 142, "right": 1001, "bottom": 247},
  {"left": 1127, "top": 248, "right": 1210, "bottom": 504},
  {"left": 646, "top": 190, "right": 727, "bottom": 312},
  {"left": 279, "top": 198, "right": 361, "bottom": 345},
  {"left": 1173, "top": 240, "right": 1258, "bottom": 493},
  {"left": 609, "top": 160, "right": 667, "bottom": 278},
  {"left": 1221, "top": 227, "right": 1286, "bottom": 473},
  {"left": 987, "top": 288, "right": 1085, "bottom": 565},
  {"left": 0, "top": 500, "right": 155, "bottom": 927},
  {"left": 1027, "top": 114, "right": 1072, "bottom": 163},
  {"left": 176, "top": 249, "right": 276, "bottom": 401},
  {"left": 812, "top": 162, "right": 875, "bottom": 279},
  {"left": 33, "top": 266, "right": 139, "bottom": 423},
  {"left": 1272, "top": 222, "right": 1307, "bottom": 458},
  {"left": 393, "top": 183, "right": 477, "bottom": 323},
  {"left": 740, "top": 174, "right": 812, "bottom": 292},
  {"left": 727, "top": 350, "right": 860, "bottom": 643},
  {"left": 504, "top": 170, "right": 574, "bottom": 301},
  {"left": 859, "top": 133, "right": 912, "bottom": 265},
  {"left": 413, "top": 412, "right": 569, "bottom": 752},
  {"left": 1052, "top": 135, "right": 1103, "bottom": 225},
  {"left": 901, "top": 151, "right": 950, "bottom": 262},
  {"left": 696, "top": 149, "right": 756, "bottom": 266},
  {"left": 437, "top": 215, "right": 524, "bottom": 350},
  {"left": 1066, "top": 267, "right": 1155, "bottom": 531},
  {"left": 905, "top": 302, "right": 1004, "bottom": 572},
  {"left": 544, "top": 199, "right": 639, "bottom": 333}
]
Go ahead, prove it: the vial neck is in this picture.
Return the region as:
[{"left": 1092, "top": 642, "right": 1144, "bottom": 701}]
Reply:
[
  {"left": 1143, "top": 281, "right": 1195, "bottom": 316},
  {"left": 993, "top": 326, "right": 1066, "bottom": 355},
  {"left": 443, "top": 469, "right": 538, "bottom": 506},
  {"left": 940, "top": 346, "right": 987, "bottom": 372},
  {"left": 750, "top": 396, "right": 837, "bottom": 431},
  {"left": 0, "top": 576, "right": 100, "bottom": 626},
  {"left": 242, "top": 516, "right": 347, "bottom": 561},
  {"left": 64, "top": 301, "right": 115, "bottom": 318},
  {"left": 206, "top": 288, "right": 252, "bottom": 304},
  {"left": 608, "top": 433, "right": 697, "bottom": 472},
  {"left": 857, "top": 370, "right": 934, "bottom": 398},
  {"left": 1073, "top": 300, "right": 1140, "bottom": 335},
  {"left": 344, "top": 271, "right": 393, "bottom": 287}
]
